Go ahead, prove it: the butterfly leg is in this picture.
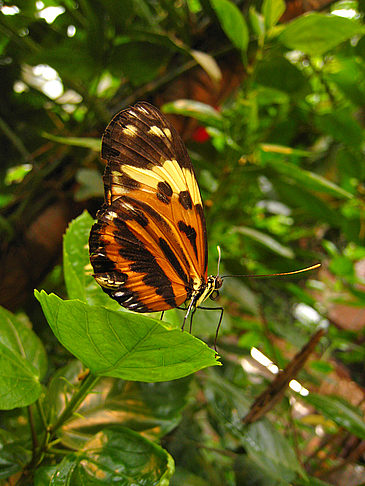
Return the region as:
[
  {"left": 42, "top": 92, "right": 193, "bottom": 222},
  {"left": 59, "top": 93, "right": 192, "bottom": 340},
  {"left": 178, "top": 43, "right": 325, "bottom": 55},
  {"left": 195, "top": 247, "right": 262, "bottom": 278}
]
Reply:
[
  {"left": 181, "top": 298, "right": 196, "bottom": 332},
  {"left": 197, "top": 305, "right": 224, "bottom": 352},
  {"left": 160, "top": 311, "right": 165, "bottom": 321},
  {"left": 189, "top": 307, "right": 197, "bottom": 334}
]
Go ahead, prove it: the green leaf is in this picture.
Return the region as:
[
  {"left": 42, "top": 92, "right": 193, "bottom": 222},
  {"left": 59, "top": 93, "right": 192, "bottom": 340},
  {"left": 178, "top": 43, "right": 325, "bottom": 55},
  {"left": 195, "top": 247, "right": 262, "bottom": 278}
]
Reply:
[
  {"left": 273, "top": 180, "right": 341, "bottom": 227},
  {"left": 304, "top": 394, "right": 365, "bottom": 439},
  {"left": 234, "top": 226, "right": 295, "bottom": 259},
  {"left": 255, "top": 55, "right": 310, "bottom": 94},
  {"left": 329, "top": 255, "right": 354, "bottom": 278},
  {"left": 325, "top": 56, "right": 365, "bottom": 106},
  {"left": 163, "top": 99, "right": 223, "bottom": 129},
  {"left": 0, "top": 306, "right": 47, "bottom": 410},
  {"left": 222, "top": 278, "right": 260, "bottom": 315},
  {"left": 234, "top": 455, "right": 291, "bottom": 486},
  {"left": 263, "top": 157, "right": 353, "bottom": 200},
  {"left": 0, "top": 430, "right": 31, "bottom": 479},
  {"left": 112, "top": 41, "right": 172, "bottom": 86},
  {"left": 278, "top": 13, "right": 365, "bottom": 56},
  {"left": 315, "top": 108, "right": 364, "bottom": 149},
  {"left": 49, "top": 364, "right": 191, "bottom": 449},
  {"left": 29, "top": 43, "right": 95, "bottom": 83},
  {"left": 244, "top": 421, "right": 304, "bottom": 481},
  {"left": 238, "top": 330, "right": 262, "bottom": 349},
  {"left": 48, "top": 427, "right": 174, "bottom": 485},
  {"left": 297, "top": 476, "right": 333, "bottom": 486},
  {"left": 34, "top": 466, "right": 58, "bottom": 485},
  {"left": 63, "top": 211, "right": 122, "bottom": 310},
  {"left": 210, "top": 0, "right": 248, "bottom": 53},
  {"left": 249, "top": 7, "right": 265, "bottom": 39},
  {"left": 47, "top": 360, "right": 88, "bottom": 428},
  {"left": 42, "top": 132, "right": 100, "bottom": 151},
  {"left": 310, "top": 360, "right": 333, "bottom": 374},
  {"left": 35, "top": 291, "right": 219, "bottom": 382},
  {"left": 205, "top": 374, "right": 304, "bottom": 481},
  {"left": 75, "top": 168, "right": 104, "bottom": 201},
  {"left": 262, "top": 0, "right": 285, "bottom": 29},
  {"left": 190, "top": 49, "right": 222, "bottom": 83}
]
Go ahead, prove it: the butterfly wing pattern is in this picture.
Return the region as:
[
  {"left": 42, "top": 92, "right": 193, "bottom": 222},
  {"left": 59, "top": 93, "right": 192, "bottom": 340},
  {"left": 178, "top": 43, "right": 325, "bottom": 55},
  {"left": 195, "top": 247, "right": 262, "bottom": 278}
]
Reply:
[{"left": 89, "top": 102, "right": 221, "bottom": 316}]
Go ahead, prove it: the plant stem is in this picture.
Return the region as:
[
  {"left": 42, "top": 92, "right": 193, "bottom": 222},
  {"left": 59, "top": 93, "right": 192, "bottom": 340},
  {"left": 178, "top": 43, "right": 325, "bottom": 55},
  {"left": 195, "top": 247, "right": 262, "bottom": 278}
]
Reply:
[
  {"left": 27, "top": 405, "right": 38, "bottom": 462},
  {"left": 0, "top": 116, "right": 32, "bottom": 162},
  {"left": 49, "top": 372, "right": 100, "bottom": 436}
]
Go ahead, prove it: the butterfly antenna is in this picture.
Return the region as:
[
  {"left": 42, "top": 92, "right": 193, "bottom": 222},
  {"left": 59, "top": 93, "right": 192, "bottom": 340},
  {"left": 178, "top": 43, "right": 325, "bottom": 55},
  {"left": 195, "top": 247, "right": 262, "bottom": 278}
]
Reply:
[
  {"left": 216, "top": 245, "right": 222, "bottom": 276},
  {"left": 222, "top": 263, "right": 321, "bottom": 279}
]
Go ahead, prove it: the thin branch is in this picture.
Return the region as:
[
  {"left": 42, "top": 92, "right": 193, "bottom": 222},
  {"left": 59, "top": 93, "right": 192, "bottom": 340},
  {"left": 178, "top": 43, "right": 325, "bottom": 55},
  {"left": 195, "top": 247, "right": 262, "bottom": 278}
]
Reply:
[
  {"left": 0, "top": 116, "right": 33, "bottom": 162},
  {"left": 48, "top": 372, "right": 100, "bottom": 436},
  {"left": 27, "top": 405, "right": 38, "bottom": 464}
]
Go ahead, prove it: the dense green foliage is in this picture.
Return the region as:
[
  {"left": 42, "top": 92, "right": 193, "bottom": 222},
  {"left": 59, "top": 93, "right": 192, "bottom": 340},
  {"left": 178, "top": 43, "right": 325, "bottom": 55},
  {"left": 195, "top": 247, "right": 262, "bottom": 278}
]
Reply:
[{"left": 1, "top": 0, "right": 365, "bottom": 484}]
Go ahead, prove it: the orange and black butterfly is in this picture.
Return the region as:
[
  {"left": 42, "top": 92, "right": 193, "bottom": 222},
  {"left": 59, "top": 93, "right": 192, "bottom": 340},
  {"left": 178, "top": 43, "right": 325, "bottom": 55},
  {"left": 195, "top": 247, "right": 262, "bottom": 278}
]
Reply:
[{"left": 89, "top": 102, "right": 223, "bottom": 337}]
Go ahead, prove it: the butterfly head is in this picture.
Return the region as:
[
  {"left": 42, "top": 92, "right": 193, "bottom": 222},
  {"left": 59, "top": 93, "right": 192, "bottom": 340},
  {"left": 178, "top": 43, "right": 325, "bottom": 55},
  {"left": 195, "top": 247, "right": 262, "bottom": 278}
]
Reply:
[
  {"left": 208, "top": 275, "right": 223, "bottom": 301},
  {"left": 195, "top": 274, "right": 223, "bottom": 307}
]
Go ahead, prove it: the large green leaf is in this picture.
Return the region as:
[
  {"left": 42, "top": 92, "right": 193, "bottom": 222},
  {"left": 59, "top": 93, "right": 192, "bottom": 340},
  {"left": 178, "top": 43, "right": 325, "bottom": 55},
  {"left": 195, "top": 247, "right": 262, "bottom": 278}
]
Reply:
[
  {"left": 47, "top": 427, "right": 174, "bottom": 485},
  {"left": 210, "top": 0, "right": 248, "bottom": 53},
  {"left": 304, "top": 393, "right": 365, "bottom": 440},
  {"left": 262, "top": 0, "right": 285, "bottom": 29},
  {"left": 273, "top": 180, "right": 341, "bottom": 227},
  {"left": 204, "top": 374, "right": 304, "bottom": 482},
  {"left": 111, "top": 42, "right": 172, "bottom": 86},
  {"left": 262, "top": 156, "right": 353, "bottom": 199},
  {"left": 297, "top": 475, "right": 333, "bottom": 485},
  {"left": 190, "top": 50, "right": 222, "bottom": 83},
  {"left": 48, "top": 361, "right": 191, "bottom": 449},
  {"left": 234, "top": 226, "right": 295, "bottom": 258},
  {"left": 243, "top": 420, "right": 305, "bottom": 482},
  {"left": 255, "top": 55, "right": 310, "bottom": 94},
  {"left": 63, "top": 211, "right": 122, "bottom": 310},
  {"left": 0, "top": 306, "right": 47, "bottom": 410},
  {"left": 41, "top": 133, "right": 100, "bottom": 151},
  {"left": 163, "top": 99, "right": 223, "bottom": 129},
  {"left": 278, "top": 13, "right": 364, "bottom": 56},
  {"left": 0, "top": 429, "right": 31, "bottom": 479},
  {"left": 35, "top": 291, "right": 219, "bottom": 382},
  {"left": 314, "top": 108, "right": 364, "bottom": 149}
]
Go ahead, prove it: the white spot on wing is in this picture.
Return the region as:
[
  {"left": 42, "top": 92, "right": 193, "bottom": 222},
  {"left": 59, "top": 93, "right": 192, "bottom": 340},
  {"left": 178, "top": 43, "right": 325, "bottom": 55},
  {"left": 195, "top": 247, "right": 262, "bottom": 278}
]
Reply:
[
  {"left": 111, "top": 185, "right": 127, "bottom": 197},
  {"left": 104, "top": 211, "right": 118, "bottom": 221},
  {"left": 148, "top": 125, "right": 165, "bottom": 138},
  {"left": 137, "top": 106, "right": 149, "bottom": 114},
  {"left": 123, "top": 124, "right": 138, "bottom": 137},
  {"left": 163, "top": 128, "right": 172, "bottom": 139},
  {"left": 94, "top": 275, "right": 120, "bottom": 288}
]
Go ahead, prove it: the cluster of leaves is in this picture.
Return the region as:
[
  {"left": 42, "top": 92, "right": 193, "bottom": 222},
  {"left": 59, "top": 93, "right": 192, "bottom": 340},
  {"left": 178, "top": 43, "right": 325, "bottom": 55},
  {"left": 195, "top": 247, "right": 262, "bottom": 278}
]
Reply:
[{"left": 1, "top": 0, "right": 365, "bottom": 485}]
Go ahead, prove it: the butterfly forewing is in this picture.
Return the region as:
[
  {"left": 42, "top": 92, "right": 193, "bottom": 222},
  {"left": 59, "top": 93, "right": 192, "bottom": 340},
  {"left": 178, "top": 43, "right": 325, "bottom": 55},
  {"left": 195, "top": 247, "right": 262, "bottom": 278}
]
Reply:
[{"left": 89, "top": 102, "right": 208, "bottom": 312}]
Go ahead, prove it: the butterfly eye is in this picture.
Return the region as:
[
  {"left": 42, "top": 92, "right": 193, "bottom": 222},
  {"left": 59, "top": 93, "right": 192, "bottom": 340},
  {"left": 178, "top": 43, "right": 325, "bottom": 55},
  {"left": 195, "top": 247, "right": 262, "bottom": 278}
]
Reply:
[{"left": 210, "top": 290, "right": 219, "bottom": 301}]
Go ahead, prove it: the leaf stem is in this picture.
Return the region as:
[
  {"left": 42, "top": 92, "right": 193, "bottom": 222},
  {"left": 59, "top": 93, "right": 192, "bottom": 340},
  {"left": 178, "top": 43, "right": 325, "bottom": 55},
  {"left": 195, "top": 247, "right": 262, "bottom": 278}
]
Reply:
[
  {"left": 49, "top": 372, "right": 100, "bottom": 435},
  {"left": 27, "top": 405, "right": 38, "bottom": 460},
  {"left": 0, "top": 116, "right": 33, "bottom": 162}
]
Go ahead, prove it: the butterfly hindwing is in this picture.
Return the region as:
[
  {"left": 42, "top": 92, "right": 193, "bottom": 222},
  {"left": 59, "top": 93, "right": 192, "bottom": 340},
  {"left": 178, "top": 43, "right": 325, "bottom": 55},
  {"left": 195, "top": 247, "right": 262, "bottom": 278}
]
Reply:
[{"left": 89, "top": 102, "right": 208, "bottom": 312}]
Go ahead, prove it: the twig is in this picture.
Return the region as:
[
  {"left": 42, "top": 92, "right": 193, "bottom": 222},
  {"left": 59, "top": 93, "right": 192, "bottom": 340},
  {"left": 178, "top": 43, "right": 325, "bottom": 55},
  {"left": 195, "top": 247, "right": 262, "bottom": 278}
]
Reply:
[
  {"left": 27, "top": 405, "right": 38, "bottom": 465},
  {"left": 0, "top": 116, "right": 32, "bottom": 162}
]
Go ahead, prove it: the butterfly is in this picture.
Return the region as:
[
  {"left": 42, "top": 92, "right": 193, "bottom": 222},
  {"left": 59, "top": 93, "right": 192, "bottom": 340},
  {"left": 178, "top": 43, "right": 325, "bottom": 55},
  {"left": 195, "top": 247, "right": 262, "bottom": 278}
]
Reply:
[{"left": 89, "top": 102, "right": 224, "bottom": 339}]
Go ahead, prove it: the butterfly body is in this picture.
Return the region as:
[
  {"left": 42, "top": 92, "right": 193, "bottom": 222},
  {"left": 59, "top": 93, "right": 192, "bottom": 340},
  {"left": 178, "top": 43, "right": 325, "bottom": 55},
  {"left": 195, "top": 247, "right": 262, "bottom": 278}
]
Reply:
[{"left": 89, "top": 102, "right": 222, "bottom": 319}]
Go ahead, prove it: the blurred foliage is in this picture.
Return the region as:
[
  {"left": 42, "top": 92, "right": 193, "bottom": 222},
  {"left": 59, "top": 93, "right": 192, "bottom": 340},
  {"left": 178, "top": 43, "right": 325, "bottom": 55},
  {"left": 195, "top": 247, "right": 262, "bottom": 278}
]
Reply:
[{"left": 1, "top": 0, "right": 365, "bottom": 485}]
